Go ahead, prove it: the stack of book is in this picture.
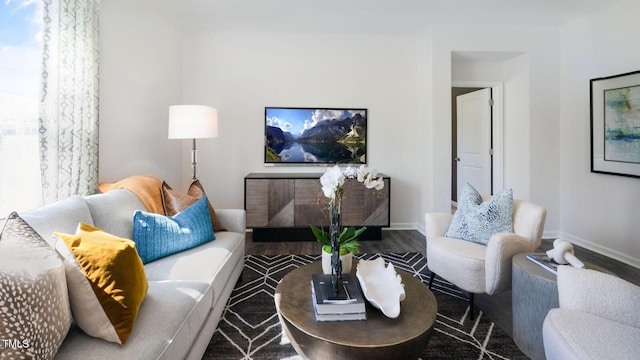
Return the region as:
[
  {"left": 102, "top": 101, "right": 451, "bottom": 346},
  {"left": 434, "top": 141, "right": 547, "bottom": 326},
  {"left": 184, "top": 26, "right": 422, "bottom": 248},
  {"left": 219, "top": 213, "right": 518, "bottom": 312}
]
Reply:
[
  {"left": 527, "top": 254, "right": 560, "bottom": 274},
  {"left": 310, "top": 273, "right": 366, "bottom": 321}
]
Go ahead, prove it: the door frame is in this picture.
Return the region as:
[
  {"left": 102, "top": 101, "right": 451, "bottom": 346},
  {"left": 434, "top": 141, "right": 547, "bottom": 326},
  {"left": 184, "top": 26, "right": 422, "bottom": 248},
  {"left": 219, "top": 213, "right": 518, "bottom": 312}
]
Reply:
[{"left": 452, "top": 81, "right": 504, "bottom": 197}]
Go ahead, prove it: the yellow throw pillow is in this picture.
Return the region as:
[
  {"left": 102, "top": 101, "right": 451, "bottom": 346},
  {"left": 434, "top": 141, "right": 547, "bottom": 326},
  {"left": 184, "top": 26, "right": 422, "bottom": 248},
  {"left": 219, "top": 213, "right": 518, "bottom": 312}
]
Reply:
[{"left": 54, "top": 223, "right": 148, "bottom": 344}]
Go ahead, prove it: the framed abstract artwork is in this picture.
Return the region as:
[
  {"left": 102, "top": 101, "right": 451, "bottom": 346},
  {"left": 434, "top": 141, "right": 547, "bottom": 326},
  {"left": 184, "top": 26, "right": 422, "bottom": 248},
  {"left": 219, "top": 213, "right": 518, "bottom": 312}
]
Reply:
[{"left": 591, "top": 70, "right": 640, "bottom": 178}]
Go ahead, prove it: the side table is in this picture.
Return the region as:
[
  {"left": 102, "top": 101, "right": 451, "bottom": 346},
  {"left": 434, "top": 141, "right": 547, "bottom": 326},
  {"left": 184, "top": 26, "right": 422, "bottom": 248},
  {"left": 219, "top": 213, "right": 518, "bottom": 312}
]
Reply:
[{"left": 512, "top": 253, "right": 612, "bottom": 360}]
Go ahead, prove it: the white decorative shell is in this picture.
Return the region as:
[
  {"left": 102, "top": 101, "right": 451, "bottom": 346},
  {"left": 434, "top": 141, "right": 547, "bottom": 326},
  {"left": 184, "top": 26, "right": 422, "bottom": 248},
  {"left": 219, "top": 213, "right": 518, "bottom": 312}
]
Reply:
[{"left": 356, "top": 257, "right": 406, "bottom": 318}]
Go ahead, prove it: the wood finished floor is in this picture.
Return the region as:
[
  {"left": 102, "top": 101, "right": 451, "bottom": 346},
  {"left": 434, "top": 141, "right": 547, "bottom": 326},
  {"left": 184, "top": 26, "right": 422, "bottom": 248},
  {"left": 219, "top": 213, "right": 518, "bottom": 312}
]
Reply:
[
  {"left": 245, "top": 229, "right": 426, "bottom": 257},
  {"left": 245, "top": 229, "right": 640, "bottom": 337}
]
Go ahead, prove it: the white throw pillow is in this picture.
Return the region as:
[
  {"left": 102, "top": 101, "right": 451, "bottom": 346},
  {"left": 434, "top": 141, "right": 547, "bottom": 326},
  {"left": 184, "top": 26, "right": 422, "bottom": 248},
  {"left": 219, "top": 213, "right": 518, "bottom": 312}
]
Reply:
[{"left": 445, "top": 183, "right": 513, "bottom": 245}]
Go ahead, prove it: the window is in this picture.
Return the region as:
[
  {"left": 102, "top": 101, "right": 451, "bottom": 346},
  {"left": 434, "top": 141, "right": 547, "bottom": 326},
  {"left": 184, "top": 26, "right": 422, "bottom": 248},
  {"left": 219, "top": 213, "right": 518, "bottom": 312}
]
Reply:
[{"left": 0, "top": 0, "right": 43, "bottom": 214}]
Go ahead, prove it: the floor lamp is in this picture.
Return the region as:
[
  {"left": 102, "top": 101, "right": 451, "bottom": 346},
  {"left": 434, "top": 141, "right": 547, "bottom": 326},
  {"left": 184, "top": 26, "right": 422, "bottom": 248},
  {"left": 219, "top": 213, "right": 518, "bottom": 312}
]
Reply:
[{"left": 168, "top": 105, "right": 219, "bottom": 181}]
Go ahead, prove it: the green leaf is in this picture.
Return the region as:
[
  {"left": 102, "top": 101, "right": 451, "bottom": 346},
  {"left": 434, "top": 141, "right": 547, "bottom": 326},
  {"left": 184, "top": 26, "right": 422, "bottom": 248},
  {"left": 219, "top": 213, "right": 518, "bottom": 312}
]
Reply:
[
  {"left": 340, "top": 227, "right": 356, "bottom": 242},
  {"left": 340, "top": 226, "right": 366, "bottom": 255},
  {"left": 340, "top": 240, "right": 360, "bottom": 255},
  {"left": 313, "top": 225, "right": 366, "bottom": 255},
  {"left": 310, "top": 224, "right": 330, "bottom": 246},
  {"left": 352, "top": 226, "right": 367, "bottom": 239}
]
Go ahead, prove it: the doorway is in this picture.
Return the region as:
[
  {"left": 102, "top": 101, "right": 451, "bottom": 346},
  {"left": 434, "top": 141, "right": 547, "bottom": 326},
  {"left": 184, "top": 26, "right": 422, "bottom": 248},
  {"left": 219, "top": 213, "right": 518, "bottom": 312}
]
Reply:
[{"left": 451, "top": 82, "right": 504, "bottom": 206}]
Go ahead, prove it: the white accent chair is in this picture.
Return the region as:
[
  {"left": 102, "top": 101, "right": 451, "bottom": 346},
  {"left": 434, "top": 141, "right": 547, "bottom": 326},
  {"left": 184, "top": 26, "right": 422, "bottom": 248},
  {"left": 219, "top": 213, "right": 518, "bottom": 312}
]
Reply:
[
  {"left": 543, "top": 266, "right": 640, "bottom": 360},
  {"left": 425, "top": 198, "right": 546, "bottom": 319}
]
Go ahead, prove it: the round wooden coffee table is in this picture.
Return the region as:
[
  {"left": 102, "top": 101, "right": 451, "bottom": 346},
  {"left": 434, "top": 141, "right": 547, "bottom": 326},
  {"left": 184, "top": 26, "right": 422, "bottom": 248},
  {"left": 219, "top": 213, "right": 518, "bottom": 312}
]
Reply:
[{"left": 275, "top": 260, "right": 437, "bottom": 360}]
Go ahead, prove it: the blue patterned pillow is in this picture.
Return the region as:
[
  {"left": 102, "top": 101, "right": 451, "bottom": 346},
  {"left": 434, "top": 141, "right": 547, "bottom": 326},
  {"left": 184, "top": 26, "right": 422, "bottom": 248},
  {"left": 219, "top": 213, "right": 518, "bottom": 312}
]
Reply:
[
  {"left": 444, "top": 183, "right": 513, "bottom": 245},
  {"left": 133, "top": 196, "right": 214, "bottom": 264}
]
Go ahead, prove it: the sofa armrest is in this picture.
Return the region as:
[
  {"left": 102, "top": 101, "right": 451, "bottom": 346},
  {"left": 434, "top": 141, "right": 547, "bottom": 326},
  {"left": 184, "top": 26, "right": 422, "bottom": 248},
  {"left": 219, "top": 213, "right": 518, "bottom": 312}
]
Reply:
[
  {"left": 215, "top": 209, "right": 246, "bottom": 234},
  {"left": 485, "top": 232, "right": 537, "bottom": 294},
  {"left": 425, "top": 213, "right": 454, "bottom": 239},
  {"left": 558, "top": 266, "right": 640, "bottom": 329}
]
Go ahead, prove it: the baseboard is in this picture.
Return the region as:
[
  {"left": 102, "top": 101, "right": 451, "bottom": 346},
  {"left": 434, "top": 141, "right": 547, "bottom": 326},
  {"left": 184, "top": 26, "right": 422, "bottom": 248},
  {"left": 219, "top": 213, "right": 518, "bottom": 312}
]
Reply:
[
  {"left": 387, "top": 223, "right": 418, "bottom": 231},
  {"left": 247, "top": 224, "right": 421, "bottom": 235},
  {"left": 252, "top": 227, "right": 383, "bottom": 242},
  {"left": 542, "top": 230, "right": 560, "bottom": 240},
  {"left": 397, "top": 227, "right": 562, "bottom": 242},
  {"left": 417, "top": 228, "right": 559, "bottom": 241},
  {"left": 559, "top": 231, "right": 640, "bottom": 269},
  {"left": 409, "top": 226, "right": 640, "bottom": 269}
]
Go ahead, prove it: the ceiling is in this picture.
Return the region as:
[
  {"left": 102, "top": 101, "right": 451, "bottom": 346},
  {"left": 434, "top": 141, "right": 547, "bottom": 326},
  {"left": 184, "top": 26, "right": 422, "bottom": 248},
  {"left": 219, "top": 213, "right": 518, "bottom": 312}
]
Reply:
[{"left": 152, "top": 0, "right": 615, "bottom": 35}]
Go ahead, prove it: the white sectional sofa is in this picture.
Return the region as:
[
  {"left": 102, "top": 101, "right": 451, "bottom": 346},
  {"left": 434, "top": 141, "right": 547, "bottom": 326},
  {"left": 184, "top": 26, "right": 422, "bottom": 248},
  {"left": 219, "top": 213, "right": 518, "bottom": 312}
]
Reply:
[{"left": 19, "top": 189, "right": 246, "bottom": 360}]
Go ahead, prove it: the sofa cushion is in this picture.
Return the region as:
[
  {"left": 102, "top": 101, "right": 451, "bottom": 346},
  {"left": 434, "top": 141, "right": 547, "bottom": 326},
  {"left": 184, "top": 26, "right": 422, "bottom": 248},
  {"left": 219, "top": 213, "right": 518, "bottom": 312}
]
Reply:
[
  {"left": 144, "top": 231, "right": 244, "bottom": 307},
  {"left": 543, "top": 308, "right": 640, "bottom": 360},
  {"left": 558, "top": 266, "right": 640, "bottom": 329},
  {"left": 445, "top": 182, "right": 513, "bottom": 245},
  {"left": 161, "top": 180, "right": 226, "bottom": 232},
  {"left": 20, "top": 195, "right": 93, "bottom": 246},
  {"left": 426, "top": 235, "right": 487, "bottom": 293},
  {"left": 54, "top": 223, "right": 148, "bottom": 344},
  {"left": 85, "top": 189, "right": 146, "bottom": 240},
  {"left": 55, "top": 280, "right": 213, "bottom": 360},
  {"left": 0, "top": 212, "right": 72, "bottom": 359},
  {"left": 133, "top": 196, "right": 214, "bottom": 264},
  {"left": 143, "top": 231, "right": 242, "bottom": 281}
]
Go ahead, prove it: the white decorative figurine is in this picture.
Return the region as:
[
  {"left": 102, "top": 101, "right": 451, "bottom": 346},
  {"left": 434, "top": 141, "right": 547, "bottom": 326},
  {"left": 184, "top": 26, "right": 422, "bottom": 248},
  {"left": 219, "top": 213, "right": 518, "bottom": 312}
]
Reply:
[{"left": 546, "top": 239, "right": 585, "bottom": 268}]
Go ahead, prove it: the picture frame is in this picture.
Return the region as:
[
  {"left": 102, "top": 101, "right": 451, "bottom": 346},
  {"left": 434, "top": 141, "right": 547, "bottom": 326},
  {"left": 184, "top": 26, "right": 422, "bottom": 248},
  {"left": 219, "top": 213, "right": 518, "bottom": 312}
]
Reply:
[{"left": 590, "top": 70, "right": 640, "bottom": 178}]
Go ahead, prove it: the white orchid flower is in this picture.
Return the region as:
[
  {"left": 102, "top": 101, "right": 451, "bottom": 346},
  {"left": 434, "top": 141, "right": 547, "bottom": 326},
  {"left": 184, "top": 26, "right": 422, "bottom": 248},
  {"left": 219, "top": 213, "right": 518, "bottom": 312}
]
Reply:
[
  {"left": 364, "top": 173, "right": 376, "bottom": 189},
  {"left": 320, "top": 166, "right": 346, "bottom": 199},
  {"left": 374, "top": 179, "right": 384, "bottom": 190},
  {"left": 343, "top": 166, "right": 356, "bottom": 179},
  {"left": 319, "top": 165, "right": 382, "bottom": 200},
  {"left": 356, "top": 165, "right": 368, "bottom": 182},
  {"left": 329, "top": 165, "right": 345, "bottom": 184},
  {"left": 320, "top": 172, "right": 333, "bottom": 188},
  {"left": 322, "top": 186, "right": 335, "bottom": 199}
]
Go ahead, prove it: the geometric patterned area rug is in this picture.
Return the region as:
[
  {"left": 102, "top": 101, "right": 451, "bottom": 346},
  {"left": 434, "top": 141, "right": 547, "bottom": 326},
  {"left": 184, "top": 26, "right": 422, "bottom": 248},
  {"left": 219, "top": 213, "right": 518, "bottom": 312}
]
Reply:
[{"left": 203, "top": 252, "right": 527, "bottom": 360}]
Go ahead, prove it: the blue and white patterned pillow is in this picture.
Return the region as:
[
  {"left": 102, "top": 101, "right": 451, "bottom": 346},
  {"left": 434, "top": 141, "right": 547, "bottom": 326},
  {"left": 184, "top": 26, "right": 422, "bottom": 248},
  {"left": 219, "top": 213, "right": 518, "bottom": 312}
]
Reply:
[
  {"left": 133, "top": 196, "right": 214, "bottom": 264},
  {"left": 444, "top": 183, "right": 513, "bottom": 245}
]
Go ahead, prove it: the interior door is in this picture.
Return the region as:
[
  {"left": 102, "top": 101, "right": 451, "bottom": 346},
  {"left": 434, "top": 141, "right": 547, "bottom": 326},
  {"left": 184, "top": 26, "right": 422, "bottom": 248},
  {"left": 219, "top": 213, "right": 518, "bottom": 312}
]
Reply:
[{"left": 456, "top": 88, "right": 492, "bottom": 196}]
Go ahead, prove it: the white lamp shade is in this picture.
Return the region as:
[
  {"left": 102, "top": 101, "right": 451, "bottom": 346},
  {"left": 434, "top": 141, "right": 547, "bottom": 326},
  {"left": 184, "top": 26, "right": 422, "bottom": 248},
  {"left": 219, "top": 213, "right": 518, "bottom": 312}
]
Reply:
[{"left": 168, "top": 105, "right": 219, "bottom": 139}]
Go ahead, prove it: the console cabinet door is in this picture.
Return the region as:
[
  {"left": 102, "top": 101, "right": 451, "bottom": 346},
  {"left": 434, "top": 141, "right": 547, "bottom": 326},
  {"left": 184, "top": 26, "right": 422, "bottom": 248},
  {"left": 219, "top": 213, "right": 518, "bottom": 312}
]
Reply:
[
  {"left": 245, "top": 179, "right": 294, "bottom": 227},
  {"left": 342, "top": 178, "right": 390, "bottom": 226},
  {"left": 245, "top": 175, "right": 389, "bottom": 228},
  {"left": 293, "top": 179, "right": 329, "bottom": 227}
]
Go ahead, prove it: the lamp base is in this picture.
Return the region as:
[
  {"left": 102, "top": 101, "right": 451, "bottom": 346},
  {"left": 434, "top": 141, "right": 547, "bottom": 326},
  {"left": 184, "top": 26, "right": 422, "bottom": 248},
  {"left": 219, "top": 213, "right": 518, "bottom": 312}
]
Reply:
[{"left": 191, "top": 138, "right": 198, "bottom": 180}]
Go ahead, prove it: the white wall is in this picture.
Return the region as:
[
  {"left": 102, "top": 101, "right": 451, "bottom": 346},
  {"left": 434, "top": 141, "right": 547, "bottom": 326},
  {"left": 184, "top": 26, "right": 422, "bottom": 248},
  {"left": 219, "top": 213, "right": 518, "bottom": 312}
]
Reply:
[
  {"left": 452, "top": 59, "right": 505, "bottom": 81},
  {"left": 559, "top": 0, "right": 640, "bottom": 267},
  {"left": 180, "top": 31, "right": 431, "bottom": 226},
  {"left": 99, "top": 0, "right": 183, "bottom": 186},
  {"left": 503, "top": 54, "right": 531, "bottom": 201},
  {"left": 98, "top": 2, "right": 640, "bottom": 267},
  {"left": 428, "top": 25, "right": 561, "bottom": 233},
  {"left": 451, "top": 53, "right": 530, "bottom": 201}
]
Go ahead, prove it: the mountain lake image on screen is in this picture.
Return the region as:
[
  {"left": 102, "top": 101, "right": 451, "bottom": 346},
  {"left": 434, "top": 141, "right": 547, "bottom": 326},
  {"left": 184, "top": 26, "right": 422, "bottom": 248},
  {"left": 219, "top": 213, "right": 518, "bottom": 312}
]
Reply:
[{"left": 264, "top": 107, "right": 367, "bottom": 165}]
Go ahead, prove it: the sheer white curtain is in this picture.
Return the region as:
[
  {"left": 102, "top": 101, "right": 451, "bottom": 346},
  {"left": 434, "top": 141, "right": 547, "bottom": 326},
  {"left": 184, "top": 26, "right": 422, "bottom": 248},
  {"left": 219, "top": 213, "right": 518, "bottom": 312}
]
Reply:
[{"left": 39, "top": 0, "right": 100, "bottom": 204}]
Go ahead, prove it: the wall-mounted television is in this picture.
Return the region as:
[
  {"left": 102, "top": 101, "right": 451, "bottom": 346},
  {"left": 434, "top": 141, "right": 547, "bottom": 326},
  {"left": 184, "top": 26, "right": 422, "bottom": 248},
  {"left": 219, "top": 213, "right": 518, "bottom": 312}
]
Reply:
[{"left": 265, "top": 107, "right": 367, "bottom": 165}]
